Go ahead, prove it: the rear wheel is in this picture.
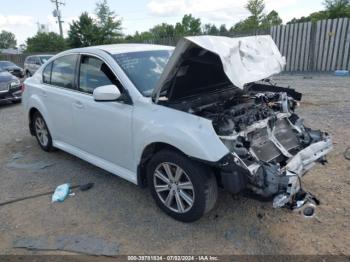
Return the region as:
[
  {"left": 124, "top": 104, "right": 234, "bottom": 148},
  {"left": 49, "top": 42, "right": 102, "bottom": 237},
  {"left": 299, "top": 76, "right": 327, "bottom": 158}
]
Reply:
[
  {"left": 33, "top": 112, "right": 54, "bottom": 151},
  {"left": 147, "top": 150, "right": 218, "bottom": 222},
  {"left": 26, "top": 71, "right": 31, "bottom": 78}
]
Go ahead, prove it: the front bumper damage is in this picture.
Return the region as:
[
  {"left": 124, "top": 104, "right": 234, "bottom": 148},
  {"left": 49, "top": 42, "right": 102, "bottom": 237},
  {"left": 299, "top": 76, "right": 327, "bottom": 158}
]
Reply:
[
  {"left": 272, "top": 136, "right": 332, "bottom": 215},
  {"left": 215, "top": 115, "right": 333, "bottom": 218}
]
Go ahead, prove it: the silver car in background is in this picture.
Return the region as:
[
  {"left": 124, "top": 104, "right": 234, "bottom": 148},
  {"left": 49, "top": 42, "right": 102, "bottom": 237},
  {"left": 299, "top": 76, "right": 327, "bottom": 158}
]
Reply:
[{"left": 24, "top": 55, "right": 53, "bottom": 77}]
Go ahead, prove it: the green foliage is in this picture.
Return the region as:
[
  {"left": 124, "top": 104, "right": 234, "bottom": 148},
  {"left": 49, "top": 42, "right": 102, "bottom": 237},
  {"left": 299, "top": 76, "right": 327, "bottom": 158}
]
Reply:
[
  {"left": 245, "top": 0, "right": 265, "bottom": 28},
  {"left": 288, "top": 0, "right": 350, "bottom": 24},
  {"left": 0, "top": 30, "right": 17, "bottom": 49},
  {"left": 68, "top": 12, "right": 99, "bottom": 48},
  {"left": 95, "top": 0, "right": 123, "bottom": 44},
  {"left": 203, "top": 24, "right": 219, "bottom": 35},
  {"left": 150, "top": 23, "right": 175, "bottom": 38},
  {"left": 179, "top": 14, "right": 202, "bottom": 36},
  {"left": 67, "top": 0, "right": 123, "bottom": 48},
  {"left": 231, "top": 0, "right": 282, "bottom": 33},
  {"left": 324, "top": 0, "right": 350, "bottom": 18},
  {"left": 26, "top": 32, "right": 67, "bottom": 52},
  {"left": 261, "top": 10, "right": 283, "bottom": 29}
]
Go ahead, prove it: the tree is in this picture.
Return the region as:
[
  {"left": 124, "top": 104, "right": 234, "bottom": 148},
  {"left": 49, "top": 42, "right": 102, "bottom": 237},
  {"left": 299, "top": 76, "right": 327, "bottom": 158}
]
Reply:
[
  {"left": 95, "top": 0, "right": 123, "bottom": 44},
  {"left": 231, "top": 0, "right": 282, "bottom": 33},
  {"left": 26, "top": 32, "right": 67, "bottom": 52},
  {"left": 219, "top": 24, "right": 229, "bottom": 36},
  {"left": 203, "top": 24, "right": 219, "bottom": 35},
  {"left": 323, "top": 0, "right": 350, "bottom": 18},
  {"left": 68, "top": 12, "right": 100, "bottom": 47},
  {"left": 150, "top": 23, "right": 175, "bottom": 38},
  {"left": 246, "top": 0, "right": 265, "bottom": 28},
  {"left": 175, "top": 14, "right": 202, "bottom": 36},
  {"left": 0, "top": 30, "right": 17, "bottom": 49},
  {"left": 287, "top": 0, "right": 350, "bottom": 24},
  {"left": 261, "top": 10, "right": 283, "bottom": 29}
]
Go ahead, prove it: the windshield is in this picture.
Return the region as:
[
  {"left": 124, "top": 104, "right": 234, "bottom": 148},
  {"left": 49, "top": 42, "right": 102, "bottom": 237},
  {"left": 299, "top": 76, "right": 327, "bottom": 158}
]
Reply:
[
  {"left": 113, "top": 50, "right": 172, "bottom": 96},
  {"left": 40, "top": 56, "right": 52, "bottom": 64},
  {"left": 0, "top": 61, "right": 16, "bottom": 68}
]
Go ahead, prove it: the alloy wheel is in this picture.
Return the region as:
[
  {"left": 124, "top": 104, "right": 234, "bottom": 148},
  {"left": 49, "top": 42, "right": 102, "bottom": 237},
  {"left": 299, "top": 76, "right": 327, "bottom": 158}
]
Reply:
[
  {"left": 153, "top": 162, "right": 195, "bottom": 213},
  {"left": 34, "top": 116, "right": 49, "bottom": 147}
]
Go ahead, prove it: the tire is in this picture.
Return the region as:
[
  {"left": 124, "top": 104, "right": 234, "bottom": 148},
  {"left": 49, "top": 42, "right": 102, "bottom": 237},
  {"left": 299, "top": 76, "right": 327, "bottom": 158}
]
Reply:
[
  {"left": 12, "top": 99, "right": 21, "bottom": 104},
  {"left": 26, "top": 71, "right": 31, "bottom": 78},
  {"left": 147, "top": 149, "right": 218, "bottom": 222},
  {"left": 32, "top": 112, "right": 54, "bottom": 152}
]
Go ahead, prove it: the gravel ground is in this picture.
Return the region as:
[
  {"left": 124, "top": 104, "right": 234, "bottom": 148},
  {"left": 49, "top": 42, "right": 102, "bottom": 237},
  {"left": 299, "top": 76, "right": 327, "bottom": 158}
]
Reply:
[{"left": 0, "top": 74, "right": 349, "bottom": 255}]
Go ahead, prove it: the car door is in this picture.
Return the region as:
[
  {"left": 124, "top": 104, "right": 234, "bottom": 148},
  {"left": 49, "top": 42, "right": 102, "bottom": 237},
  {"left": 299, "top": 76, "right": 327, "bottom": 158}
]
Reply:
[
  {"left": 42, "top": 54, "right": 79, "bottom": 146},
  {"left": 72, "top": 54, "right": 134, "bottom": 171}
]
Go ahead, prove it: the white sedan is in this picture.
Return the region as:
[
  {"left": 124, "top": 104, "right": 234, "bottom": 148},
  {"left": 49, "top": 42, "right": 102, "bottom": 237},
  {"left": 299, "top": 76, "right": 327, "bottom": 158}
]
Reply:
[{"left": 23, "top": 35, "right": 332, "bottom": 222}]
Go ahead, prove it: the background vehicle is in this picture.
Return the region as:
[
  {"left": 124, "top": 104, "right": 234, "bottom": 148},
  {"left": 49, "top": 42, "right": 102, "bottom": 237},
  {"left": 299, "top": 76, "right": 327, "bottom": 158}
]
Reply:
[
  {"left": 24, "top": 55, "right": 53, "bottom": 77},
  {"left": 22, "top": 36, "right": 332, "bottom": 222},
  {"left": 0, "top": 67, "right": 22, "bottom": 103},
  {"left": 0, "top": 61, "right": 24, "bottom": 78}
]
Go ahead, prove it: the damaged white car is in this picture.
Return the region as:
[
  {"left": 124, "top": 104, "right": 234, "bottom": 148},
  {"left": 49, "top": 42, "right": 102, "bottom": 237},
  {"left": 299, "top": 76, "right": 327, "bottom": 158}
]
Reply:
[{"left": 23, "top": 35, "right": 332, "bottom": 222}]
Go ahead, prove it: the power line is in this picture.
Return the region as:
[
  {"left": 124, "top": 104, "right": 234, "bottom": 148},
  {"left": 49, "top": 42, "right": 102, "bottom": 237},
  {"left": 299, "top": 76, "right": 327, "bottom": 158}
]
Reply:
[{"left": 51, "top": 0, "right": 65, "bottom": 37}]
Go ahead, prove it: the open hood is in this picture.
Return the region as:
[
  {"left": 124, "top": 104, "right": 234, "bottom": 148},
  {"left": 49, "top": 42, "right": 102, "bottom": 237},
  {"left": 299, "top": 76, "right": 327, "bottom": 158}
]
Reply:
[{"left": 152, "top": 35, "right": 285, "bottom": 102}]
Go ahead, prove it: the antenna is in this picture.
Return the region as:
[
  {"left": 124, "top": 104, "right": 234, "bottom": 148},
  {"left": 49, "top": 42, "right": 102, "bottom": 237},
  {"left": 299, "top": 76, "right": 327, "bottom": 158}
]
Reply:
[{"left": 51, "top": 0, "right": 65, "bottom": 37}]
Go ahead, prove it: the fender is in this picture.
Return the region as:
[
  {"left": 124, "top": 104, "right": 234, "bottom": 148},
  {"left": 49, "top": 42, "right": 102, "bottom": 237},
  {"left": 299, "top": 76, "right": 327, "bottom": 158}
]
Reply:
[
  {"left": 26, "top": 93, "right": 55, "bottom": 138},
  {"left": 132, "top": 101, "right": 229, "bottom": 171}
]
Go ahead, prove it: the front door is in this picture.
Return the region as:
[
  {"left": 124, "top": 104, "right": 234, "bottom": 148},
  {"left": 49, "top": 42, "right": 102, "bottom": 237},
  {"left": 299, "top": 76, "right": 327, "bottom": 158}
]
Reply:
[{"left": 72, "top": 55, "right": 134, "bottom": 174}]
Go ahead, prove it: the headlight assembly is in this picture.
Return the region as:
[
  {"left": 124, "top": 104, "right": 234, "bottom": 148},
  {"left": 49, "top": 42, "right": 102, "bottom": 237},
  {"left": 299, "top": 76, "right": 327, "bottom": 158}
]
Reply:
[{"left": 9, "top": 79, "right": 21, "bottom": 89}]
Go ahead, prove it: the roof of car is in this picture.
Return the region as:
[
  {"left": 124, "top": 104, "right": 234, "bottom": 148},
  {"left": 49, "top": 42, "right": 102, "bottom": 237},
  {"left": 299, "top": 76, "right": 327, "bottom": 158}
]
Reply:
[{"left": 79, "top": 43, "right": 175, "bottom": 54}]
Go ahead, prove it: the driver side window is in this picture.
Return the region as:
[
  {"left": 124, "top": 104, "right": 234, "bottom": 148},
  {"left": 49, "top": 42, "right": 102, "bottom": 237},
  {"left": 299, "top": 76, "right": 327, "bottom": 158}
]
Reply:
[{"left": 79, "top": 55, "right": 119, "bottom": 94}]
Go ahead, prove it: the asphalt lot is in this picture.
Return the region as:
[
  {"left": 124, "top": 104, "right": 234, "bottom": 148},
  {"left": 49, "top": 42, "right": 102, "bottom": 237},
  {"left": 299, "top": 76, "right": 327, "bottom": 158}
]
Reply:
[{"left": 0, "top": 74, "right": 349, "bottom": 255}]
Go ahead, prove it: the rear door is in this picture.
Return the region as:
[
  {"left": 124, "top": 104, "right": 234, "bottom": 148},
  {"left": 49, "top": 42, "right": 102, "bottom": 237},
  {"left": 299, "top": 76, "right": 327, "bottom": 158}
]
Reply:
[
  {"left": 42, "top": 54, "right": 79, "bottom": 145},
  {"left": 71, "top": 54, "right": 134, "bottom": 171}
]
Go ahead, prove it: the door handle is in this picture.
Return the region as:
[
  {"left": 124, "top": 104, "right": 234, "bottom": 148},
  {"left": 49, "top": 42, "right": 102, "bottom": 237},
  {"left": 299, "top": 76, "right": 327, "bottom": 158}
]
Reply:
[{"left": 74, "top": 101, "right": 84, "bottom": 109}]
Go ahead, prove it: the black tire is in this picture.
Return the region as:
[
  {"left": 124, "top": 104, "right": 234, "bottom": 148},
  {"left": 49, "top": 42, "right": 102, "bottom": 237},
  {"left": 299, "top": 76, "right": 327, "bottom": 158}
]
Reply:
[
  {"left": 32, "top": 111, "right": 54, "bottom": 152},
  {"left": 26, "top": 71, "right": 31, "bottom": 78},
  {"left": 147, "top": 149, "right": 218, "bottom": 222},
  {"left": 12, "top": 99, "right": 21, "bottom": 104}
]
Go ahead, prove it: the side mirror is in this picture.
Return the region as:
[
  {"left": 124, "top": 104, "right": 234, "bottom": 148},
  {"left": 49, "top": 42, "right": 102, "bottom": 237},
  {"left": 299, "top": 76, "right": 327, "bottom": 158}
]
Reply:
[{"left": 93, "top": 85, "right": 121, "bottom": 101}]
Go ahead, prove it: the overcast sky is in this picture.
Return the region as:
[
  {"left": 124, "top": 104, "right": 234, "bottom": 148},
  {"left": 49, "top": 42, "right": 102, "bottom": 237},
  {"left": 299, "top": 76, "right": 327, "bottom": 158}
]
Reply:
[{"left": 0, "top": 0, "right": 324, "bottom": 45}]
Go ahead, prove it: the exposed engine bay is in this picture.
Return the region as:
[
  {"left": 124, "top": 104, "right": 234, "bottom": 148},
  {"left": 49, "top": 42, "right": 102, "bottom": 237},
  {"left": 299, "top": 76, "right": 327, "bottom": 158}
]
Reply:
[{"left": 161, "top": 80, "right": 333, "bottom": 217}]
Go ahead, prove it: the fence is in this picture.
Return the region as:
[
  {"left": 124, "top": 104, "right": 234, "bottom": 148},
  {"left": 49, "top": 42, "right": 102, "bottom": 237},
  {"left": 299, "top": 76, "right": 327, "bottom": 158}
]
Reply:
[
  {"left": 270, "top": 17, "right": 350, "bottom": 72},
  {"left": 1, "top": 18, "right": 350, "bottom": 72},
  {"left": 0, "top": 53, "right": 28, "bottom": 68}
]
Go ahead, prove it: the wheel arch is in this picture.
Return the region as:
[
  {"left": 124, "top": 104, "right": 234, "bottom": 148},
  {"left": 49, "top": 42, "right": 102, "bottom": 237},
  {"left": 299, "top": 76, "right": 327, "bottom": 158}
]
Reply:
[
  {"left": 137, "top": 142, "right": 222, "bottom": 188},
  {"left": 137, "top": 142, "right": 185, "bottom": 187},
  {"left": 28, "top": 107, "right": 40, "bottom": 136}
]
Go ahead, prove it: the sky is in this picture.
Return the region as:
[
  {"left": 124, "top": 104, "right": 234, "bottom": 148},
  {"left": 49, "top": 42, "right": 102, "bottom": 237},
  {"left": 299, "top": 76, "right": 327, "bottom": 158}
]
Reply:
[{"left": 0, "top": 0, "right": 324, "bottom": 45}]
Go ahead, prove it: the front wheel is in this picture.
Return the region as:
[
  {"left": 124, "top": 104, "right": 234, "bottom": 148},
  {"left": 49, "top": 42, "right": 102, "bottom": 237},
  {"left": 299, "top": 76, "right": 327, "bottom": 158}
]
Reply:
[{"left": 147, "top": 150, "right": 218, "bottom": 222}]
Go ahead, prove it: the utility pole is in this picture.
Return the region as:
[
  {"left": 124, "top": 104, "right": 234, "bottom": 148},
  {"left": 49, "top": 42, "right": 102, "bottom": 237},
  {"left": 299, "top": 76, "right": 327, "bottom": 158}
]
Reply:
[{"left": 51, "top": 0, "right": 65, "bottom": 37}]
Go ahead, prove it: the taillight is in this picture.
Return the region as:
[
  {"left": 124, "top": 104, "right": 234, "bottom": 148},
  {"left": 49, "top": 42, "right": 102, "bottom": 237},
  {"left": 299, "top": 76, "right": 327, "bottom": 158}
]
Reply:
[{"left": 21, "top": 83, "right": 25, "bottom": 93}]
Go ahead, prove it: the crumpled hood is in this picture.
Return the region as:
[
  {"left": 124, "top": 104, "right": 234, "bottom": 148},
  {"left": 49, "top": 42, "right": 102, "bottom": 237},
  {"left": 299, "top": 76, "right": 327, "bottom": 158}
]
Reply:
[{"left": 153, "top": 35, "right": 285, "bottom": 101}]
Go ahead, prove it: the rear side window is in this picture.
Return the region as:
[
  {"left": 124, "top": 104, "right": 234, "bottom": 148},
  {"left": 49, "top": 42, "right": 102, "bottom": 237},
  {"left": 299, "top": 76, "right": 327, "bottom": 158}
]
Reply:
[
  {"left": 79, "top": 56, "right": 117, "bottom": 94},
  {"left": 51, "top": 55, "right": 78, "bottom": 89},
  {"left": 43, "top": 63, "right": 52, "bottom": 84}
]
